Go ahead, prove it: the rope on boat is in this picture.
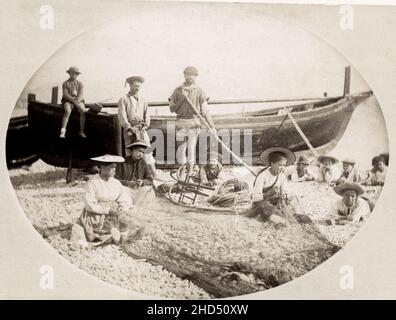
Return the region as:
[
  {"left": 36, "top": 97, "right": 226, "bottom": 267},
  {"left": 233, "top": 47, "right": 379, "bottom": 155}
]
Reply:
[{"left": 207, "top": 179, "right": 251, "bottom": 208}]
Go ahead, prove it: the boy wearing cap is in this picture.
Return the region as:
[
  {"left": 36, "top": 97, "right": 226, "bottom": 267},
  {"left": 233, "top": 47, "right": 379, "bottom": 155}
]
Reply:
[
  {"left": 118, "top": 76, "right": 158, "bottom": 179},
  {"left": 116, "top": 140, "right": 153, "bottom": 189},
  {"left": 324, "top": 182, "right": 371, "bottom": 225},
  {"left": 60, "top": 66, "right": 87, "bottom": 138},
  {"left": 336, "top": 158, "right": 369, "bottom": 185},
  {"left": 169, "top": 66, "right": 215, "bottom": 177},
  {"left": 289, "top": 155, "right": 316, "bottom": 182}
]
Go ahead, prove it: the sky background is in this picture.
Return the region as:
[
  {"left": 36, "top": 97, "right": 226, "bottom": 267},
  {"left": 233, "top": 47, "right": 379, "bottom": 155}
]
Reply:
[{"left": 15, "top": 5, "right": 371, "bottom": 110}]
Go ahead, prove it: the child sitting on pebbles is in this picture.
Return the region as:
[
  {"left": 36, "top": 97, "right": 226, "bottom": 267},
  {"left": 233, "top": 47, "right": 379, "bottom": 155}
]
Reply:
[
  {"left": 316, "top": 154, "right": 341, "bottom": 186},
  {"left": 336, "top": 158, "right": 370, "bottom": 186},
  {"left": 288, "top": 155, "right": 316, "bottom": 182},
  {"left": 368, "top": 155, "right": 388, "bottom": 186}
]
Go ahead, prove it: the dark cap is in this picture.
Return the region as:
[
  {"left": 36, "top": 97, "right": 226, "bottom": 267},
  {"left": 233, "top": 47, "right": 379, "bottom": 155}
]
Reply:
[{"left": 125, "top": 76, "right": 145, "bottom": 87}]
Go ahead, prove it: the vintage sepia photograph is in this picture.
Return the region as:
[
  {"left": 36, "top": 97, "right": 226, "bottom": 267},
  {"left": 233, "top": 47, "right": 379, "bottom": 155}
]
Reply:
[{"left": 5, "top": 2, "right": 389, "bottom": 299}]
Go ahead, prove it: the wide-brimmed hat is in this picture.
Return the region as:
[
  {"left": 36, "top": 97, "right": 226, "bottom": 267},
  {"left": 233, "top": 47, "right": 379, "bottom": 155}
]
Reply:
[
  {"left": 259, "top": 147, "right": 296, "bottom": 166},
  {"left": 342, "top": 158, "right": 356, "bottom": 165},
  {"left": 318, "top": 154, "right": 339, "bottom": 164},
  {"left": 125, "top": 76, "right": 145, "bottom": 86},
  {"left": 183, "top": 66, "right": 198, "bottom": 76},
  {"left": 90, "top": 154, "right": 124, "bottom": 163},
  {"left": 334, "top": 182, "right": 364, "bottom": 197},
  {"left": 126, "top": 140, "right": 150, "bottom": 150},
  {"left": 66, "top": 66, "right": 81, "bottom": 75},
  {"left": 296, "top": 155, "right": 310, "bottom": 165}
]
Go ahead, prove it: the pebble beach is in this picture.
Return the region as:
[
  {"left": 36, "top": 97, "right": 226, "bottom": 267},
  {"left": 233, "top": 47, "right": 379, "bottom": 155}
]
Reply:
[{"left": 9, "top": 160, "right": 381, "bottom": 298}]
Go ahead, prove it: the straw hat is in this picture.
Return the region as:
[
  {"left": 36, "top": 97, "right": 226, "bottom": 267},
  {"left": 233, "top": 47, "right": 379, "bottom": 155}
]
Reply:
[
  {"left": 318, "top": 154, "right": 339, "bottom": 164},
  {"left": 342, "top": 158, "right": 356, "bottom": 165},
  {"left": 334, "top": 182, "right": 364, "bottom": 197},
  {"left": 259, "top": 147, "right": 296, "bottom": 166},
  {"left": 66, "top": 66, "right": 81, "bottom": 75},
  {"left": 90, "top": 154, "right": 125, "bottom": 163}
]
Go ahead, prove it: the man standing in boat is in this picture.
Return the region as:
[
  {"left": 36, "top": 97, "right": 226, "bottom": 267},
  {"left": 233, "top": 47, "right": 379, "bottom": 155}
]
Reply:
[
  {"left": 169, "top": 66, "right": 215, "bottom": 177},
  {"left": 117, "top": 76, "right": 158, "bottom": 179},
  {"left": 60, "top": 66, "right": 87, "bottom": 138}
]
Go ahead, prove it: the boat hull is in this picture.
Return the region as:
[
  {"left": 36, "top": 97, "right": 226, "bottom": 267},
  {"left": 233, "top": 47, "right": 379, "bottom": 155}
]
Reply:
[
  {"left": 6, "top": 116, "right": 39, "bottom": 168},
  {"left": 26, "top": 93, "right": 371, "bottom": 169}
]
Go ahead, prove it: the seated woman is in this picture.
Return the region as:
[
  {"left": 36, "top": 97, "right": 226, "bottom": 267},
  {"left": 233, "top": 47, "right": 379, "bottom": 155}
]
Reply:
[
  {"left": 289, "top": 155, "right": 316, "bottom": 182},
  {"left": 77, "top": 154, "right": 133, "bottom": 246},
  {"left": 317, "top": 154, "right": 341, "bottom": 186},
  {"left": 323, "top": 182, "right": 370, "bottom": 225},
  {"left": 336, "top": 158, "right": 370, "bottom": 185},
  {"left": 116, "top": 140, "right": 154, "bottom": 189},
  {"left": 199, "top": 152, "right": 223, "bottom": 186},
  {"left": 244, "top": 147, "right": 310, "bottom": 225}
]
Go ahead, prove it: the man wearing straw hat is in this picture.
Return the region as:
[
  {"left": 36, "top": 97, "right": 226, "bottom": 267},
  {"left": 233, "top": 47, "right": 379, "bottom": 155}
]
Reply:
[
  {"left": 118, "top": 76, "right": 158, "bottom": 179},
  {"left": 323, "top": 182, "right": 371, "bottom": 225},
  {"left": 169, "top": 66, "right": 215, "bottom": 178},
  {"left": 60, "top": 66, "right": 87, "bottom": 138},
  {"left": 245, "top": 146, "right": 311, "bottom": 225}
]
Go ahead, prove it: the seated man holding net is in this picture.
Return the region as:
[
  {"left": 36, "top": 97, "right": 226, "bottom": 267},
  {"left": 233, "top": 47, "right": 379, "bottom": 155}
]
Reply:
[{"left": 243, "top": 147, "right": 311, "bottom": 226}]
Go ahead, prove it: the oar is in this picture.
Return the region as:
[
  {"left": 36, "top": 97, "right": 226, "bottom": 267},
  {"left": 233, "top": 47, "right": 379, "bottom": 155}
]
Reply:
[{"left": 182, "top": 96, "right": 256, "bottom": 176}]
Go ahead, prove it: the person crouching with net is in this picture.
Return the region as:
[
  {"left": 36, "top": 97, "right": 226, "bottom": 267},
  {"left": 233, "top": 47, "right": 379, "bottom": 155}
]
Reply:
[{"left": 243, "top": 147, "right": 311, "bottom": 226}]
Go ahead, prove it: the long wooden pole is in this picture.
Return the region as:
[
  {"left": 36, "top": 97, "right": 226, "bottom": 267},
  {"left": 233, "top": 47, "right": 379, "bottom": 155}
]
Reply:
[
  {"left": 183, "top": 97, "right": 256, "bottom": 176},
  {"left": 287, "top": 111, "right": 320, "bottom": 158}
]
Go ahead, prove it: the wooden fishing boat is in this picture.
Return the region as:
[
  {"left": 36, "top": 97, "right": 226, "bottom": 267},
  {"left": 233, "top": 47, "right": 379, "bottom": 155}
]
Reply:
[
  {"left": 23, "top": 67, "right": 373, "bottom": 170},
  {"left": 26, "top": 90, "right": 372, "bottom": 169},
  {"left": 6, "top": 115, "right": 38, "bottom": 168}
]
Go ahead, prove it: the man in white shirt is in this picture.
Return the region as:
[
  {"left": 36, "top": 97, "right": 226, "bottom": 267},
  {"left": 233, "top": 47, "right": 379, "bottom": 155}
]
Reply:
[{"left": 117, "top": 76, "right": 158, "bottom": 179}]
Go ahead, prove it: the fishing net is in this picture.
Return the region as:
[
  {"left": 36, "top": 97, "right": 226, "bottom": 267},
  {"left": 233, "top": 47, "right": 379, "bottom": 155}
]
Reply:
[{"left": 120, "top": 185, "right": 340, "bottom": 298}]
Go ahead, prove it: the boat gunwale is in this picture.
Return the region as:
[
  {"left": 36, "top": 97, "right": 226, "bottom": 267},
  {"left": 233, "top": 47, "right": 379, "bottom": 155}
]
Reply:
[{"left": 29, "top": 95, "right": 347, "bottom": 121}]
